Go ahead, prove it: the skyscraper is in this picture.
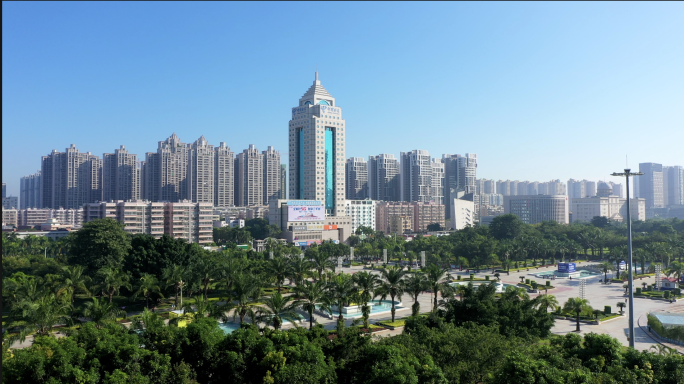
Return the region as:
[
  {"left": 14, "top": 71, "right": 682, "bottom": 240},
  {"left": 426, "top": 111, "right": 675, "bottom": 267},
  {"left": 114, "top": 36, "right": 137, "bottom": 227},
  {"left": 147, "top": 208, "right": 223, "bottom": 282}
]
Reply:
[
  {"left": 214, "top": 142, "right": 235, "bottom": 207},
  {"left": 400, "top": 149, "right": 432, "bottom": 203},
  {"left": 346, "top": 157, "right": 368, "bottom": 200},
  {"left": 639, "top": 162, "right": 664, "bottom": 209},
  {"left": 235, "top": 144, "right": 263, "bottom": 206},
  {"left": 102, "top": 145, "right": 139, "bottom": 202},
  {"left": 430, "top": 159, "right": 444, "bottom": 205},
  {"left": 664, "top": 165, "right": 684, "bottom": 206},
  {"left": 280, "top": 164, "right": 287, "bottom": 200},
  {"left": 262, "top": 146, "right": 281, "bottom": 205},
  {"left": 2, "top": 183, "right": 5, "bottom": 198},
  {"left": 187, "top": 136, "right": 215, "bottom": 204},
  {"left": 41, "top": 144, "right": 102, "bottom": 209},
  {"left": 20, "top": 171, "right": 42, "bottom": 209},
  {"left": 368, "top": 154, "right": 400, "bottom": 202},
  {"left": 288, "top": 72, "right": 346, "bottom": 216}
]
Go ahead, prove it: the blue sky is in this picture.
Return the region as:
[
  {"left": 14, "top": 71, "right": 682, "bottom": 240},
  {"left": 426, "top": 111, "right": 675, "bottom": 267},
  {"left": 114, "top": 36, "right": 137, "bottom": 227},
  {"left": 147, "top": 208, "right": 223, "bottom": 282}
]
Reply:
[{"left": 3, "top": 1, "right": 683, "bottom": 197}]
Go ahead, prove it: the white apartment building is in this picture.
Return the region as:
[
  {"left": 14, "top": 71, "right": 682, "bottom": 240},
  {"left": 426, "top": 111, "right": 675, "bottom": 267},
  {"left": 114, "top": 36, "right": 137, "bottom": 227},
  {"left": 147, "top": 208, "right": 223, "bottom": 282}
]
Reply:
[
  {"left": 262, "top": 146, "right": 281, "bottom": 205},
  {"left": 188, "top": 136, "right": 215, "bottom": 204},
  {"left": 2, "top": 208, "right": 18, "bottom": 227},
  {"left": 164, "top": 201, "right": 213, "bottom": 244},
  {"left": 236, "top": 144, "right": 263, "bottom": 207},
  {"left": 346, "top": 157, "right": 369, "bottom": 200},
  {"left": 344, "top": 199, "right": 376, "bottom": 233},
  {"left": 102, "top": 145, "right": 139, "bottom": 202},
  {"left": 570, "top": 182, "right": 646, "bottom": 223},
  {"left": 368, "top": 154, "right": 400, "bottom": 202},
  {"left": 214, "top": 142, "right": 235, "bottom": 207},
  {"left": 450, "top": 193, "right": 475, "bottom": 230},
  {"left": 504, "top": 195, "right": 569, "bottom": 225}
]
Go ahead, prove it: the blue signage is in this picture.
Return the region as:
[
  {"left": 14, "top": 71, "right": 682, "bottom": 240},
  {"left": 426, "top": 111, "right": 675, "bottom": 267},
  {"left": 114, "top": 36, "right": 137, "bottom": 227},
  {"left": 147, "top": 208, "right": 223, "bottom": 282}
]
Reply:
[{"left": 558, "top": 263, "right": 576, "bottom": 273}]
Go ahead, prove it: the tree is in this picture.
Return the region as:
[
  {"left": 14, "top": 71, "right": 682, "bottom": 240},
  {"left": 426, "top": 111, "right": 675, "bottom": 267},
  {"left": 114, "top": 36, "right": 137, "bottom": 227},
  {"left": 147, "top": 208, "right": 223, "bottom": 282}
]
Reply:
[
  {"left": 293, "top": 280, "right": 331, "bottom": 329},
  {"left": 379, "top": 266, "right": 406, "bottom": 322},
  {"left": 68, "top": 218, "right": 131, "bottom": 274},
  {"left": 616, "top": 301, "right": 626, "bottom": 314},
  {"left": 309, "top": 249, "right": 335, "bottom": 281},
  {"left": 287, "top": 256, "right": 312, "bottom": 286},
  {"left": 181, "top": 293, "right": 226, "bottom": 321},
  {"left": 245, "top": 218, "right": 281, "bottom": 240},
  {"left": 591, "top": 216, "right": 611, "bottom": 228},
  {"left": 81, "top": 297, "right": 126, "bottom": 329},
  {"left": 353, "top": 271, "right": 382, "bottom": 329},
  {"left": 7, "top": 292, "right": 72, "bottom": 343},
  {"left": 229, "top": 273, "right": 261, "bottom": 324},
  {"left": 489, "top": 214, "right": 524, "bottom": 240},
  {"left": 403, "top": 272, "right": 427, "bottom": 317},
  {"left": 327, "top": 273, "right": 358, "bottom": 332},
  {"left": 266, "top": 256, "right": 289, "bottom": 291},
  {"left": 666, "top": 260, "right": 684, "bottom": 282},
  {"left": 57, "top": 265, "right": 91, "bottom": 303},
  {"left": 256, "top": 291, "right": 302, "bottom": 330},
  {"left": 423, "top": 264, "right": 450, "bottom": 311},
  {"left": 161, "top": 264, "right": 188, "bottom": 308},
  {"left": 94, "top": 266, "right": 132, "bottom": 303},
  {"left": 535, "top": 294, "right": 559, "bottom": 313},
  {"left": 132, "top": 273, "right": 163, "bottom": 309},
  {"left": 563, "top": 297, "right": 592, "bottom": 332},
  {"left": 598, "top": 261, "right": 613, "bottom": 283}
]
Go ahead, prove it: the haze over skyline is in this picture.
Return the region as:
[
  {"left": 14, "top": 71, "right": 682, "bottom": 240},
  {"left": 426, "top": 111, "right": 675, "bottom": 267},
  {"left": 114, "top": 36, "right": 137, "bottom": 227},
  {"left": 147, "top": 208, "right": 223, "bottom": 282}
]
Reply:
[{"left": 3, "top": 2, "right": 683, "bottom": 197}]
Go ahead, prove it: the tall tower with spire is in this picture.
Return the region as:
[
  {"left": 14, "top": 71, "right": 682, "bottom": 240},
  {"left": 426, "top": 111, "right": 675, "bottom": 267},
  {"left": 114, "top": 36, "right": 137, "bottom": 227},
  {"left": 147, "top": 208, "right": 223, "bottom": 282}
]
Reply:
[{"left": 288, "top": 73, "right": 346, "bottom": 216}]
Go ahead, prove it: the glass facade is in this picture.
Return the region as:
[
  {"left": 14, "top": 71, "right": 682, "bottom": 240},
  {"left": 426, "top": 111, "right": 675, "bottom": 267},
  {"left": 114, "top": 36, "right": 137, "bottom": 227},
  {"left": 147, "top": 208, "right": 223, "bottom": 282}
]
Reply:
[
  {"left": 325, "top": 128, "right": 334, "bottom": 213},
  {"left": 298, "top": 129, "right": 304, "bottom": 196}
]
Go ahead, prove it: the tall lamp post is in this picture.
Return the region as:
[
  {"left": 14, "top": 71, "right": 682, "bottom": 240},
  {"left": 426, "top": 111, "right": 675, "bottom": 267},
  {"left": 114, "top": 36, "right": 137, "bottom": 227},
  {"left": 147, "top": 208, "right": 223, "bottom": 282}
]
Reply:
[{"left": 611, "top": 168, "right": 642, "bottom": 348}]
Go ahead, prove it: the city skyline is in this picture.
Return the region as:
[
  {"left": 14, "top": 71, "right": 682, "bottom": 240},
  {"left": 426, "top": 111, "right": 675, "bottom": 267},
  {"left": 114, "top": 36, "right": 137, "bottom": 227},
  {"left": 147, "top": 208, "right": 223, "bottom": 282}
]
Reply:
[{"left": 3, "top": 2, "right": 684, "bottom": 197}]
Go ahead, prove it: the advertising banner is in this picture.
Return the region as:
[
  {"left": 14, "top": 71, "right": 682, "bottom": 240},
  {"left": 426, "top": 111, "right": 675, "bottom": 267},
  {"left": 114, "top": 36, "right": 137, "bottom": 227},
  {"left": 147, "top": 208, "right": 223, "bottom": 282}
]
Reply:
[
  {"left": 323, "top": 224, "right": 338, "bottom": 230},
  {"left": 288, "top": 204, "right": 324, "bottom": 222},
  {"left": 558, "top": 263, "right": 576, "bottom": 273}
]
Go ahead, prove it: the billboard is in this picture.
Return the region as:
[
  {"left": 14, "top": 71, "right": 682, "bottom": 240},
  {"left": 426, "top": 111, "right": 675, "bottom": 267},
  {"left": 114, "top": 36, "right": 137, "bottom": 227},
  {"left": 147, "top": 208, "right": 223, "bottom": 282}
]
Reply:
[
  {"left": 558, "top": 263, "right": 576, "bottom": 273},
  {"left": 288, "top": 204, "right": 325, "bottom": 222}
]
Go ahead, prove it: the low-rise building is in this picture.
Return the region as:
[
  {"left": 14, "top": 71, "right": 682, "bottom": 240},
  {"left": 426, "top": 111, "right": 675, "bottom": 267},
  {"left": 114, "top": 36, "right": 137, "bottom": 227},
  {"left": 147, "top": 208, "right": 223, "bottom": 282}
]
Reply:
[
  {"left": 503, "top": 194, "right": 569, "bottom": 225},
  {"left": 570, "top": 182, "right": 646, "bottom": 223},
  {"left": 2, "top": 208, "right": 18, "bottom": 227},
  {"left": 344, "top": 199, "right": 376, "bottom": 233},
  {"left": 269, "top": 199, "right": 352, "bottom": 246}
]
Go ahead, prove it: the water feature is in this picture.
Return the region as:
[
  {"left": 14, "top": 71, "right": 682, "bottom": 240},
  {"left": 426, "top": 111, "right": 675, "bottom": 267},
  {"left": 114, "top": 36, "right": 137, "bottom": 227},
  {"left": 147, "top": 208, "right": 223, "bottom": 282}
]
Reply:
[
  {"left": 319, "top": 299, "right": 400, "bottom": 317},
  {"left": 449, "top": 281, "right": 514, "bottom": 293},
  {"left": 533, "top": 270, "right": 600, "bottom": 279},
  {"left": 218, "top": 323, "right": 241, "bottom": 334}
]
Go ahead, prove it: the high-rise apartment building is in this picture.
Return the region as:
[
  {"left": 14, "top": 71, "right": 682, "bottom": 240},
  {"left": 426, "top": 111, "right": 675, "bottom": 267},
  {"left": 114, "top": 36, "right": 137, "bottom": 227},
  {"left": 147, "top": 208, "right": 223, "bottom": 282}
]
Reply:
[
  {"left": 262, "top": 146, "right": 281, "bottom": 205},
  {"left": 103, "top": 145, "right": 139, "bottom": 202},
  {"left": 41, "top": 144, "right": 102, "bottom": 209},
  {"left": 443, "top": 153, "right": 476, "bottom": 218},
  {"left": 585, "top": 181, "right": 597, "bottom": 198},
  {"left": 214, "top": 142, "right": 235, "bottom": 207},
  {"left": 187, "top": 136, "right": 214, "bottom": 204},
  {"left": 368, "top": 154, "right": 400, "bottom": 202},
  {"left": 496, "top": 180, "right": 512, "bottom": 196},
  {"left": 288, "top": 72, "right": 346, "bottom": 216},
  {"left": 2, "top": 197, "right": 19, "bottom": 210},
  {"left": 20, "top": 171, "right": 42, "bottom": 209},
  {"left": 430, "top": 160, "right": 445, "bottom": 205},
  {"left": 142, "top": 134, "right": 189, "bottom": 202},
  {"left": 235, "top": 144, "right": 263, "bottom": 207},
  {"left": 346, "top": 157, "right": 368, "bottom": 200},
  {"left": 639, "top": 162, "right": 664, "bottom": 209},
  {"left": 400, "top": 149, "right": 432, "bottom": 203}
]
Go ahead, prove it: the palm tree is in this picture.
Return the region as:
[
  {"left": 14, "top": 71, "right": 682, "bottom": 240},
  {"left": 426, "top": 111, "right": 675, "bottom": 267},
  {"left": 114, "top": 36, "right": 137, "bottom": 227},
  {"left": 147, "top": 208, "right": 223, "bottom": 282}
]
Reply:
[
  {"left": 423, "top": 264, "right": 450, "bottom": 311},
  {"left": 182, "top": 294, "right": 226, "bottom": 321},
  {"left": 287, "top": 257, "right": 313, "bottom": 287},
  {"left": 266, "top": 256, "right": 290, "bottom": 291},
  {"left": 256, "top": 291, "right": 302, "bottom": 330},
  {"left": 666, "top": 261, "right": 684, "bottom": 283},
  {"left": 132, "top": 274, "right": 164, "bottom": 309},
  {"left": 403, "top": 272, "right": 428, "bottom": 317},
  {"left": 563, "top": 297, "right": 592, "bottom": 332},
  {"left": 327, "top": 273, "right": 358, "bottom": 331},
  {"left": 310, "top": 250, "right": 335, "bottom": 281},
  {"left": 353, "top": 271, "right": 382, "bottom": 329},
  {"left": 293, "top": 280, "right": 331, "bottom": 330},
  {"left": 81, "top": 297, "right": 126, "bottom": 329},
  {"left": 57, "top": 265, "right": 91, "bottom": 303},
  {"left": 535, "top": 294, "right": 559, "bottom": 313},
  {"left": 7, "top": 293, "right": 72, "bottom": 343},
  {"left": 616, "top": 301, "right": 626, "bottom": 314},
  {"left": 162, "top": 265, "right": 187, "bottom": 308},
  {"left": 95, "top": 266, "right": 132, "bottom": 303},
  {"left": 229, "top": 273, "right": 261, "bottom": 324},
  {"left": 190, "top": 256, "right": 222, "bottom": 299},
  {"left": 131, "top": 307, "right": 165, "bottom": 333},
  {"left": 598, "top": 262, "right": 613, "bottom": 283},
  {"left": 380, "top": 266, "right": 406, "bottom": 322}
]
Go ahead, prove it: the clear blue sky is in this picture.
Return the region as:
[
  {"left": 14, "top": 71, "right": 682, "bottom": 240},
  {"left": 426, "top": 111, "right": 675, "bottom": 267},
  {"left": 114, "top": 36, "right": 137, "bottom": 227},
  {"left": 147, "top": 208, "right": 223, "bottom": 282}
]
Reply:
[{"left": 3, "top": 1, "right": 683, "bottom": 197}]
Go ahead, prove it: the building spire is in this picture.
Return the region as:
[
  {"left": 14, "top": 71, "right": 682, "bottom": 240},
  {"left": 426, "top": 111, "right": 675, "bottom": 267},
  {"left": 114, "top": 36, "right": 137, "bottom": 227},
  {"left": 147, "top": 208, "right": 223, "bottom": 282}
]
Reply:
[{"left": 315, "top": 71, "right": 318, "bottom": 81}]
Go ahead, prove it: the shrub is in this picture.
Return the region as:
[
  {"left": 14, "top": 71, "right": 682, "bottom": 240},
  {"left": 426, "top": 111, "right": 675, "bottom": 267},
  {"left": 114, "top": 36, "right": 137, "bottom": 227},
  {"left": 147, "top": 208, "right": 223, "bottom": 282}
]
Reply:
[
  {"left": 636, "top": 288, "right": 642, "bottom": 294},
  {"left": 546, "top": 281, "right": 551, "bottom": 287},
  {"left": 457, "top": 275, "right": 461, "bottom": 280},
  {"left": 674, "top": 288, "right": 681, "bottom": 296},
  {"left": 530, "top": 281, "right": 538, "bottom": 290},
  {"left": 485, "top": 275, "right": 490, "bottom": 281},
  {"left": 604, "top": 305, "right": 611, "bottom": 315},
  {"left": 469, "top": 273, "right": 474, "bottom": 280},
  {"left": 664, "top": 291, "right": 671, "bottom": 299},
  {"left": 525, "top": 279, "right": 530, "bottom": 285}
]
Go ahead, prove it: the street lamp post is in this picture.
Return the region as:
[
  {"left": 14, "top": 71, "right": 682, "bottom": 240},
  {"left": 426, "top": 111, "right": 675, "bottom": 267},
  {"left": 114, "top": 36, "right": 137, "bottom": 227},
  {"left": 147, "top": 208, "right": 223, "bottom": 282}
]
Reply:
[{"left": 611, "top": 168, "right": 643, "bottom": 348}]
